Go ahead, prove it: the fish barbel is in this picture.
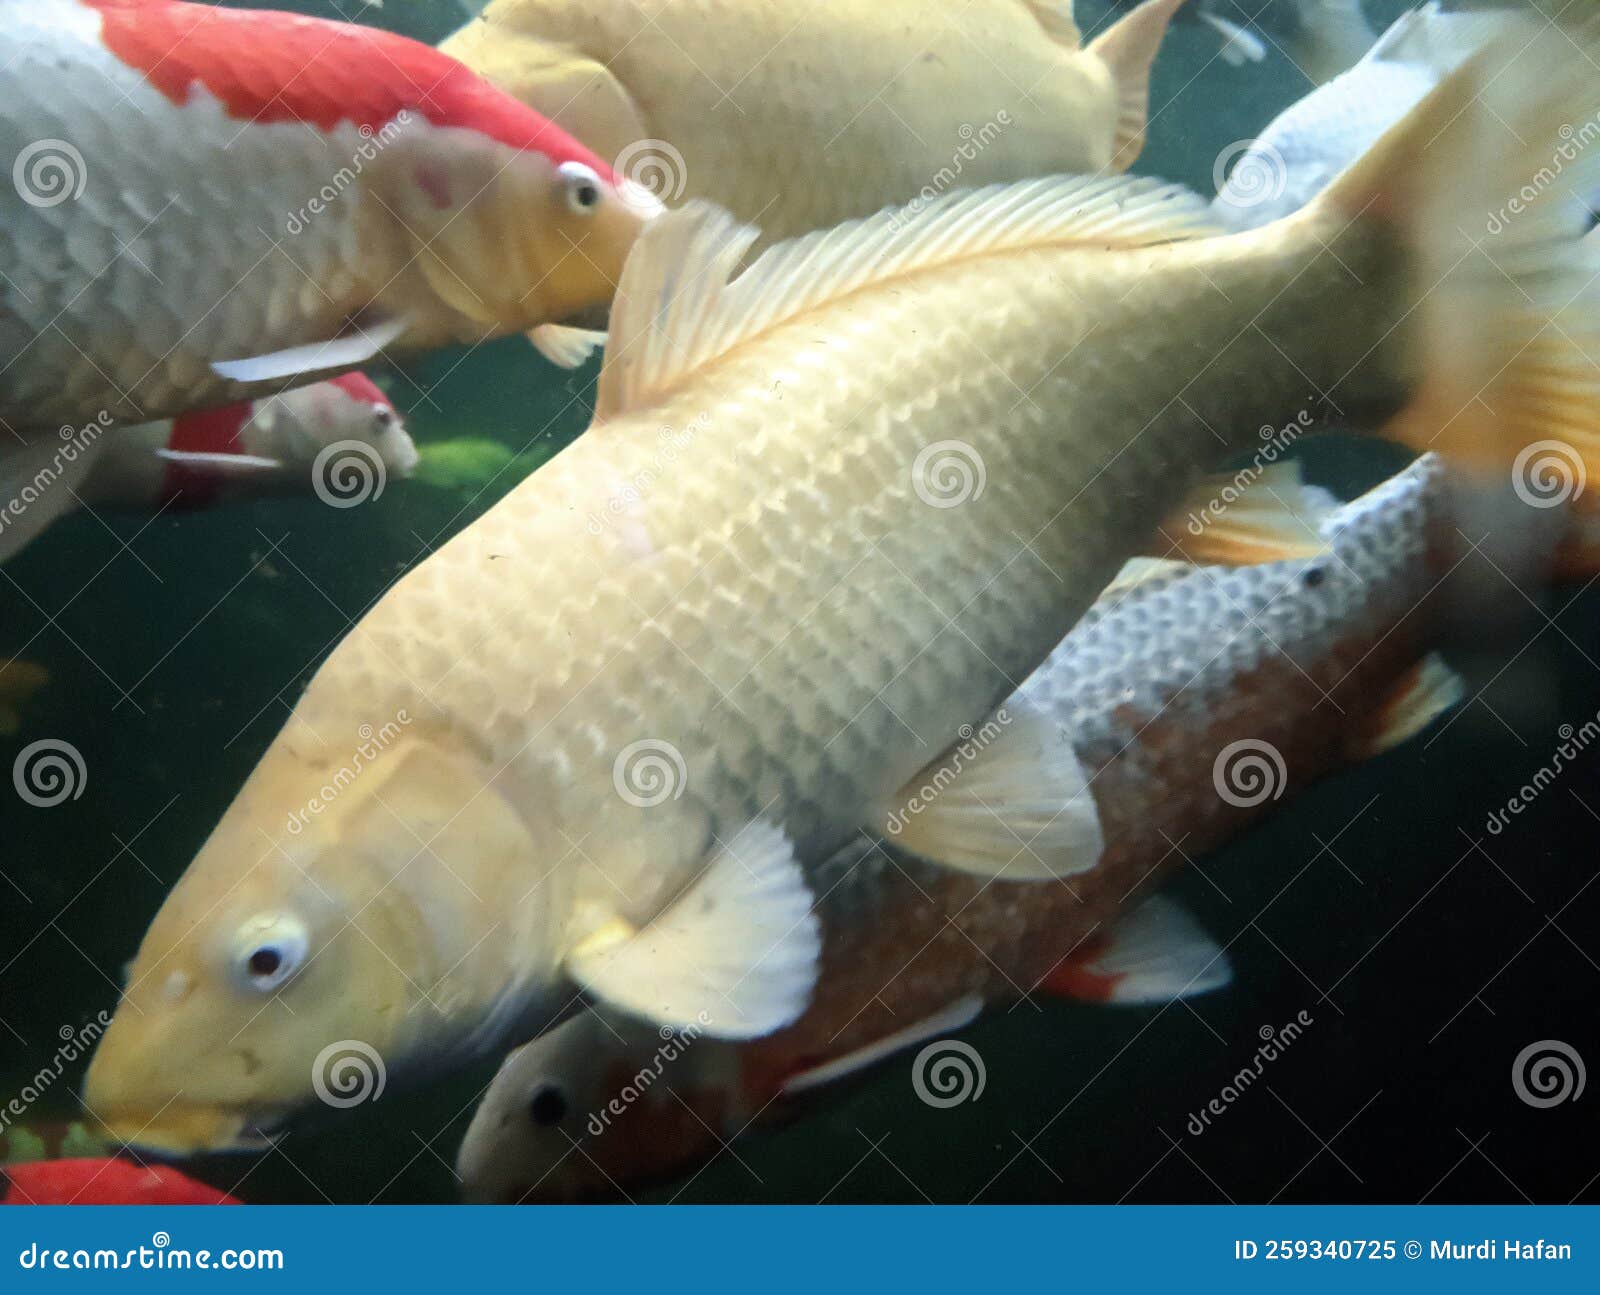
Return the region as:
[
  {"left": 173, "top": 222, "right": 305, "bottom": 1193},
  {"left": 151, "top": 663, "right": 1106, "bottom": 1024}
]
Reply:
[
  {"left": 0, "top": 0, "right": 656, "bottom": 434},
  {"left": 85, "top": 19, "right": 1600, "bottom": 1154},
  {"left": 453, "top": 455, "right": 1479, "bottom": 1202},
  {"left": 443, "top": 0, "right": 1189, "bottom": 247}
]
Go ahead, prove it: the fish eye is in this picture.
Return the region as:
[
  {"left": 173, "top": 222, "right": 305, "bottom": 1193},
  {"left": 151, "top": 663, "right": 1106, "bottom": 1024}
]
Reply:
[
  {"left": 558, "top": 162, "right": 604, "bottom": 216},
  {"left": 527, "top": 1083, "right": 568, "bottom": 1127},
  {"left": 1302, "top": 566, "right": 1326, "bottom": 589},
  {"left": 231, "top": 914, "right": 309, "bottom": 994},
  {"left": 371, "top": 406, "right": 396, "bottom": 432}
]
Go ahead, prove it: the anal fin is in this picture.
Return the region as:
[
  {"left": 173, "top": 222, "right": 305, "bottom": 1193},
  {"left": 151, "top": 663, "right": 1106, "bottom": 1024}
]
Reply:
[
  {"left": 1349, "top": 653, "right": 1464, "bottom": 759},
  {"left": 1042, "top": 895, "right": 1231, "bottom": 1005}
]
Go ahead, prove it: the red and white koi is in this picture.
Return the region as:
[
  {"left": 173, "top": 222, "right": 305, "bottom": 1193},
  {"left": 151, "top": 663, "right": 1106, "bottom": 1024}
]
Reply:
[{"left": 0, "top": 0, "right": 656, "bottom": 440}]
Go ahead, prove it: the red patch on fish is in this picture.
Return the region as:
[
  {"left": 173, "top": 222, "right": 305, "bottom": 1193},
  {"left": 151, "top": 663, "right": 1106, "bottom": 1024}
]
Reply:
[
  {"left": 80, "top": 0, "right": 616, "bottom": 177},
  {"left": 1038, "top": 935, "right": 1124, "bottom": 1003},
  {"left": 161, "top": 399, "right": 254, "bottom": 508},
  {"left": 327, "top": 372, "right": 387, "bottom": 408},
  {"left": 1, "top": 1159, "right": 240, "bottom": 1206}
]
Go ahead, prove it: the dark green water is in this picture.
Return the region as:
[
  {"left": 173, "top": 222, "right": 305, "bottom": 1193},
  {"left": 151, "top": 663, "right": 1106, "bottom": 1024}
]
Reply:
[{"left": 1, "top": 0, "right": 1595, "bottom": 1203}]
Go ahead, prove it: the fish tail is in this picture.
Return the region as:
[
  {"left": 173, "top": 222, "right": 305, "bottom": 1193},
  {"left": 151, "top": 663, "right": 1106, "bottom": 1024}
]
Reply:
[
  {"left": 1309, "top": 15, "right": 1600, "bottom": 497},
  {"left": 1086, "top": 0, "right": 1190, "bottom": 171}
]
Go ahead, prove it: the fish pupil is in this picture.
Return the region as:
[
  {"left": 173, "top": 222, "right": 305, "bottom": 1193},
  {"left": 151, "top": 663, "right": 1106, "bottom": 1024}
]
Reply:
[
  {"left": 1302, "top": 567, "right": 1326, "bottom": 589},
  {"left": 528, "top": 1085, "right": 568, "bottom": 1126},
  {"left": 248, "top": 948, "right": 282, "bottom": 978}
]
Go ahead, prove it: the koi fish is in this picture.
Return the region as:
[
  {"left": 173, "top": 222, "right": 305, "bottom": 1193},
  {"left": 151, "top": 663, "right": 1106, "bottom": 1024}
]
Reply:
[{"left": 85, "top": 18, "right": 1600, "bottom": 1155}]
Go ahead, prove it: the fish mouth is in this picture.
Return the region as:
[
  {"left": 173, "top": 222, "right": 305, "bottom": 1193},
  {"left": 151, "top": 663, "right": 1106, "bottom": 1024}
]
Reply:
[{"left": 90, "top": 1103, "right": 287, "bottom": 1158}]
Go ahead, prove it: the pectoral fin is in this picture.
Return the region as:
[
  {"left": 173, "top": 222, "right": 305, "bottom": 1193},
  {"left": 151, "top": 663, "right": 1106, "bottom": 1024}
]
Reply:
[
  {"left": 1153, "top": 461, "right": 1336, "bottom": 566},
  {"left": 154, "top": 449, "right": 286, "bottom": 478},
  {"left": 528, "top": 325, "right": 606, "bottom": 369},
  {"left": 1088, "top": 0, "right": 1189, "bottom": 170},
  {"left": 877, "top": 701, "right": 1104, "bottom": 882},
  {"left": 1348, "top": 653, "right": 1464, "bottom": 759},
  {"left": 1042, "top": 895, "right": 1231, "bottom": 1004},
  {"left": 0, "top": 433, "right": 106, "bottom": 565},
  {"left": 565, "top": 820, "right": 820, "bottom": 1040},
  {"left": 211, "top": 316, "right": 409, "bottom": 385}
]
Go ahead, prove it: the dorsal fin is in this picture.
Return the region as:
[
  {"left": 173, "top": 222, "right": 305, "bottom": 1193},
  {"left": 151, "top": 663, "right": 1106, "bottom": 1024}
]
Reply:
[{"left": 596, "top": 177, "right": 1214, "bottom": 419}]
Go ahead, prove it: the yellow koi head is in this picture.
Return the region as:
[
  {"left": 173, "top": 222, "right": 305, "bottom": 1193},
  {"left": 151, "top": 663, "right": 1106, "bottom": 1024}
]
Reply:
[
  {"left": 366, "top": 124, "right": 661, "bottom": 343},
  {"left": 84, "top": 735, "right": 548, "bottom": 1155}
]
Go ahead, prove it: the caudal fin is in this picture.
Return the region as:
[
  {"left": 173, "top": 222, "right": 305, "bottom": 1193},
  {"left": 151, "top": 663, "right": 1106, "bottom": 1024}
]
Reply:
[
  {"left": 1310, "top": 15, "right": 1600, "bottom": 496},
  {"left": 1087, "top": 0, "right": 1189, "bottom": 171}
]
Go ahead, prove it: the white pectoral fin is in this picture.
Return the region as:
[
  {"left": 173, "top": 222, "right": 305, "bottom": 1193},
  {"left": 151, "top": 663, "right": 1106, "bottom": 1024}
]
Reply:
[
  {"left": 211, "top": 316, "right": 408, "bottom": 385},
  {"left": 154, "top": 449, "right": 286, "bottom": 478},
  {"left": 1046, "top": 895, "right": 1232, "bottom": 1005},
  {"left": 879, "top": 702, "right": 1104, "bottom": 882},
  {"left": 527, "top": 324, "right": 606, "bottom": 369},
  {"left": 565, "top": 820, "right": 821, "bottom": 1040},
  {"left": 780, "top": 994, "right": 985, "bottom": 1098}
]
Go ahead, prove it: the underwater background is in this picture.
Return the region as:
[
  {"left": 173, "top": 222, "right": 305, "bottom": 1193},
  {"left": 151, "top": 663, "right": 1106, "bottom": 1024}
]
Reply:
[{"left": 1, "top": 0, "right": 1596, "bottom": 1203}]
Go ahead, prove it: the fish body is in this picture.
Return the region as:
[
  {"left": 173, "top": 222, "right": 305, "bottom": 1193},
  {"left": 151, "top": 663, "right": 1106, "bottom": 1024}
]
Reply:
[
  {"left": 0, "top": 374, "right": 417, "bottom": 564},
  {"left": 455, "top": 456, "right": 1468, "bottom": 1202},
  {"left": 1213, "top": 5, "right": 1507, "bottom": 231},
  {"left": 84, "top": 21, "right": 1600, "bottom": 1156},
  {"left": 0, "top": 0, "right": 653, "bottom": 434},
  {"left": 443, "top": 0, "right": 1188, "bottom": 247},
  {"left": 86, "top": 374, "right": 419, "bottom": 511},
  {"left": 1, "top": 1158, "right": 239, "bottom": 1205}
]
